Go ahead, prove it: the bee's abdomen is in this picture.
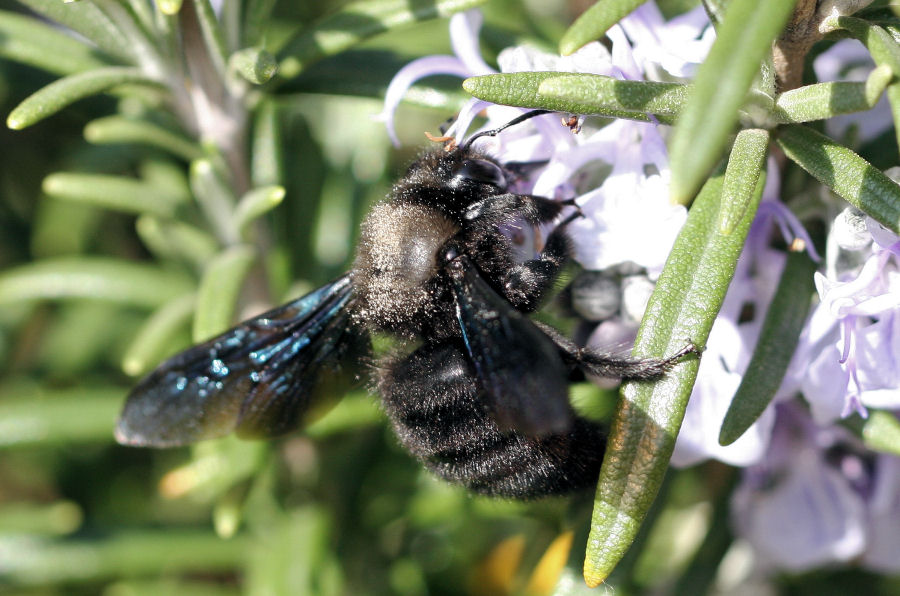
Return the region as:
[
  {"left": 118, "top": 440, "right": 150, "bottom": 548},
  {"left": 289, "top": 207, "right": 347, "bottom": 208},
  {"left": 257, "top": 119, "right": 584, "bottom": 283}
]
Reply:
[{"left": 378, "top": 342, "right": 605, "bottom": 498}]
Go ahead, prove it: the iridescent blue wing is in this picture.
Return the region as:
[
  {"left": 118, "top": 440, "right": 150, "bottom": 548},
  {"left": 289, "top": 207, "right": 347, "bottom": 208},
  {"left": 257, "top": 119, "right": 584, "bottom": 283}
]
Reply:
[
  {"left": 115, "top": 275, "right": 361, "bottom": 447},
  {"left": 447, "top": 257, "right": 572, "bottom": 437}
]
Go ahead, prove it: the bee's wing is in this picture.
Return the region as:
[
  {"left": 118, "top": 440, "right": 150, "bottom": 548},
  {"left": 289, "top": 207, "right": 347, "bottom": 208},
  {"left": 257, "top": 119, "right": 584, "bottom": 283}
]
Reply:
[
  {"left": 115, "top": 275, "right": 360, "bottom": 447},
  {"left": 448, "top": 257, "right": 572, "bottom": 436}
]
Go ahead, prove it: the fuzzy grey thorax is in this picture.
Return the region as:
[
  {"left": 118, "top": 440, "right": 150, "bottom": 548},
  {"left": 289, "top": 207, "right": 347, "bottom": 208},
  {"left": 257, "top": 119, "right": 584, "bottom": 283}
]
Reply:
[{"left": 351, "top": 201, "right": 460, "bottom": 335}]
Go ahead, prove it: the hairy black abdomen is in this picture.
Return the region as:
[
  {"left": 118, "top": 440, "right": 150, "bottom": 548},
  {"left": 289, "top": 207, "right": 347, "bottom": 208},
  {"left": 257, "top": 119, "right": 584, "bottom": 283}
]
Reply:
[{"left": 378, "top": 342, "right": 605, "bottom": 498}]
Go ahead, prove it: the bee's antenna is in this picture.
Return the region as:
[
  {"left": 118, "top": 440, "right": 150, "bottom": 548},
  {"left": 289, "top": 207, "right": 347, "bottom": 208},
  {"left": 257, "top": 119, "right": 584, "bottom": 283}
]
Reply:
[{"left": 461, "top": 110, "right": 551, "bottom": 151}]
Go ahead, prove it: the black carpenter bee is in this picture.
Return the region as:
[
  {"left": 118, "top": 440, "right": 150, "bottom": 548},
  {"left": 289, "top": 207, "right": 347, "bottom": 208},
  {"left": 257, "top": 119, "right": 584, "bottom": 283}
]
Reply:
[{"left": 116, "top": 111, "right": 693, "bottom": 498}]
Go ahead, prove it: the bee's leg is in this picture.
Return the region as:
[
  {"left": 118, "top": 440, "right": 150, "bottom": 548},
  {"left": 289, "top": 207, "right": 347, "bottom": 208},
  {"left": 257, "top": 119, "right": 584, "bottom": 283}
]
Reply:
[
  {"left": 535, "top": 321, "right": 700, "bottom": 380},
  {"left": 500, "top": 219, "right": 574, "bottom": 312},
  {"left": 580, "top": 341, "right": 699, "bottom": 379},
  {"left": 464, "top": 193, "right": 570, "bottom": 227}
]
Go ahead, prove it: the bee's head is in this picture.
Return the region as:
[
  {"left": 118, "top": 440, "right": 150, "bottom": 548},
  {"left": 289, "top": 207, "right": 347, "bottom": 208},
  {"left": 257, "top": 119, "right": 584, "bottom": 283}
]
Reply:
[
  {"left": 447, "top": 154, "right": 508, "bottom": 192},
  {"left": 447, "top": 109, "right": 552, "bottom": 194},
  {"left": 399, "top": 146, "right": 508, "bottom": 200}
]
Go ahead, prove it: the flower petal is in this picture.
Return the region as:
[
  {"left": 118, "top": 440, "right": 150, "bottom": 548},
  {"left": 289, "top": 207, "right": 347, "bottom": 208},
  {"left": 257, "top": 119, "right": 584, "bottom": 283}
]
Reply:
[
  {"left": 733, "top": 449, "right": 868, "bottom": 571},
  {"left": 376, "top": 55, "right": 470, "bottom": 145},
  {"left": 450, "top": 10, "right": 493, "bottom": 76}
]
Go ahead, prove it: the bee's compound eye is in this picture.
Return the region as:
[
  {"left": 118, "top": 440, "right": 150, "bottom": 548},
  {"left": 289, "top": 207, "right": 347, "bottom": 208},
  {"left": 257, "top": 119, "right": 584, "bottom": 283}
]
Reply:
[{"left": 452, "top": 159, "right": 506, "bottom": 189}]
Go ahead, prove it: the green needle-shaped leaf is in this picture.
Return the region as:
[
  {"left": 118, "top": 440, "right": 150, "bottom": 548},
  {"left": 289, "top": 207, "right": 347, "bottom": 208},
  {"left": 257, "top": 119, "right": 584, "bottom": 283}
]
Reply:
[
  {"left": 668, "top": 0, "right": 796, "bottom": 204},
  {"left": 772, "top": 69, "right": 892, "bottom": 124},
  {"left": 158, "top": 0, "right": 184, "bottom": 15},
  {"left": 230, "top": 47, "right": 279, "bottom": 84},
  {"left": 84, "top": 116, "right": 204, "bottom": 161},
  {"left": 0, "top": 10, "right": 113, "bottom": 75},
  {"left": 191, "top": 0, "right": 229, "bottom": 76},
  {"left": 43, "top": 172, "right": 190, "bottom": 218},
  {"left": 559, "top": 0, "right": 644, "bottom": 56},
  {"left": 719, "top": 250, "right": 816, "bottom": 446},
  {"left": 278, "top": 0, "right": 486, "bottom": 78},
  {"left": 15, "top": 0, "right": 134, "bottom": 63},
  {"left": 0, "top": 530, "right": 245, "bottom": 584},
  {"left": 702, "top": 0, "right": 728, "bottom": 26},
  {"left": 0, "top": 387, "right": 126, "bottom": 448},
  {"left": 244, "top": 0, "right": 277, "bottom": 46},
  {"left": 0, "top": 500, "right": 82, "bottom": 535},
  {"left": 251, "top": 101, "right": 282, "bottom": 187},
  {"left": 192, "top": 245, "right": 257, "bottom": 342},
  {"left": 777, "top": 124, "right": 900, "bottom": 234},
  {"left": 827, "top": 16, "right": 900, "bottom": 73},
  {"left": 122, "top": 293, "right": 196, "bottom": 376},
  {"left": 305, "top": 393, "right": 384, "bottom": 439},
  {"left": 172, "top": 437, "right": 268, "bottom": 505},
  {"left": 7, "top": 67, "right": 162, "bottom": 130},
  {"left": 135, "top": 216, "right": 219, "bottom": 269},
  {"left": 883, "top": 22, "right": 900, "bottom": 45},
  {"left": 537, "top": 74, "right": 688, "bottom": 119},
  {"left": 0, "top": 258, "right": 193, "bottom": 308},
  {"left": 825, "top": 15, "right": 900, "bottom": 155},
  {"left": 463, "top": 72, "right": 677, "bottom": 122},
  {"left": 190, "top": 159, "right": 240, "bottom": 244},
  {"left": 140, "top": 158, "right": 192, "bottom": 198},
  {"left": 584, "top": 164, "right": 763, "bottom": 586},
  {"left": 718, "top": 128, "right": 769, "bottom": 234},
  {"left": 860, "top": 410, "right": 900, "bottom": 456},
  {"left": 234, "top": 186, "right": 286, "bottom": 235}
]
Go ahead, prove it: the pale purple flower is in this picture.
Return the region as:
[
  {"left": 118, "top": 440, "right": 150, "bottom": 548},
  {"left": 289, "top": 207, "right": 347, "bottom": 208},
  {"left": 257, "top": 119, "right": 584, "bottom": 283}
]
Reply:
[
  {"left": 732, "top": 403, "right": 900, "bottom": 573},
  {"left": 611, "top": 1, "right": 715, "bottom": 80},
  {"left": 792, "top": 210, "right": 900, "bottom": 424},
  {"left": 377, "top": 4, "right": 713, "bottom": 276},
  {"left": 376, "top": 10, "right": 493, "bottom": 146},
  {"left": 718, "top": 181, "right": 900, "bottom": 573},
  {"left": 564, "top": 120, "right": 686, "bottom": 277},
  {"left": 671, "top": 314, "right": 777, "bottom": 468}
]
